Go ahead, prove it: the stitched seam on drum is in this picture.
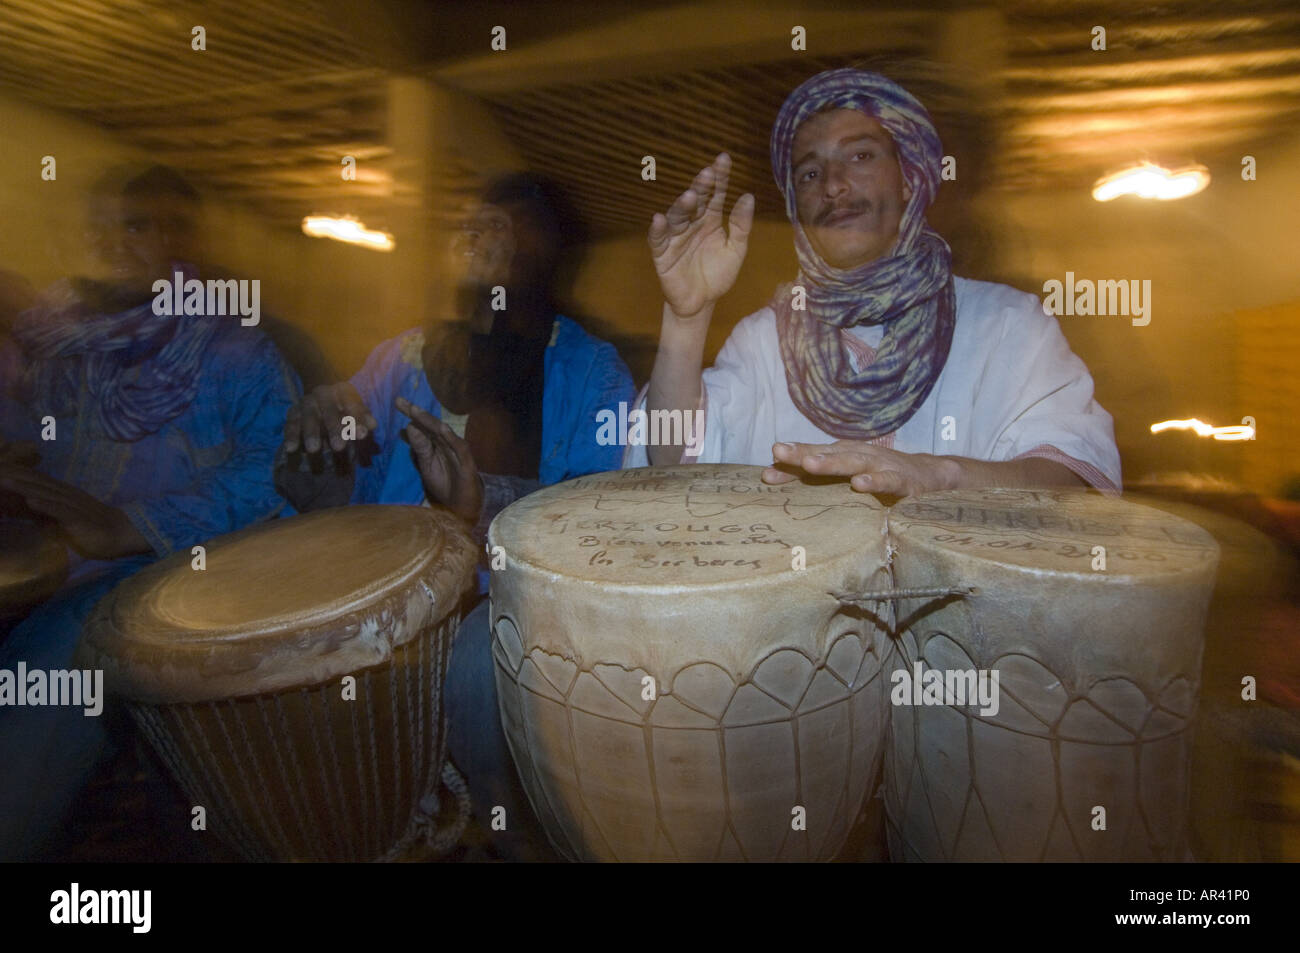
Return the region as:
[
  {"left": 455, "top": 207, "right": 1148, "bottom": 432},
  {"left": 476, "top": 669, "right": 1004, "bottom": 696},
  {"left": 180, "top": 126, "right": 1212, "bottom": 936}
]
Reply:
[
  {"left": 176, "top": 702, "right": 267, "bottom": 861},
  {"left": 414, "top": 630, "right": 426, "bottom": 826},
  {"left": 639, "top": 695, "right": 675, "bottom": 862},
  {"left": 262, "top": 694, "right": 317, "bottom": 859},
  {"left": 224, "top": 698, "right": 294, "bottom": 858},
  {"left": 348, "top": 674, "right": 373, "bottom": 858},
  {"left": 365, "top": 669, "right": 385, "bottom": 853},
  {"left": 558, "top": 662, "right": 613, "bottom": 860},
  {"left": 432, "top": 622, "right": 451, "bottom": 798},
  {"left": 711, "top": 672, "right": 744, "bottom": 862},
  {"left": 919, "top": 638, "right": 959, "bottom": 860},
  {"left": 1050, "top": 731, "right": 1075, "bottom": 861},
  {"left": 404, "top": 636, "right": 417, "bottom": 828},
  {"left": 320, "top": 682, "right": 357, "bottom": 858},
  {"left": 150, "top": 707, "right": 230, "bottom": 854},
  {"left": 826, "top": 636, "right": 854, "bottom": 862},
  {"left": 169, "top": 704, "right": 255, "bottom": 861},
  {"left": 188, "top": 701, "right": 269, "bottom": 861},
  {"left": 256, "top": 695, "right": 305, "bottom": 857},
  {"left": 514, "top": 649, "right": 572, "bottom": 858},
  {"left": 389, "top": 649, "right": 404, "bottom": 834},
  {"left": 921, "top": 625, "right": 976, "bottom": 860},
  {"left": 132, "top": 705, "right": 234, "bottom": 859},
  {"left": 303, "top": 686, "right": 347, "bottom": 860}
]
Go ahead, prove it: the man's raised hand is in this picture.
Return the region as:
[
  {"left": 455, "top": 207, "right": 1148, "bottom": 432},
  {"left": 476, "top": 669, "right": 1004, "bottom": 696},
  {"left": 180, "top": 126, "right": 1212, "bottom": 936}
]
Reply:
[{"left": 648, "top": 152, "right": 754, "bottom": 320}]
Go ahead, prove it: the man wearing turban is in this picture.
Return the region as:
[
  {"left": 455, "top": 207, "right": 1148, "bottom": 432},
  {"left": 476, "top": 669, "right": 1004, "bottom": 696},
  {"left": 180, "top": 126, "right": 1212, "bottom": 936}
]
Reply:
[{"left": 630, "top": 68, "right": 1119, "bottom": 494}]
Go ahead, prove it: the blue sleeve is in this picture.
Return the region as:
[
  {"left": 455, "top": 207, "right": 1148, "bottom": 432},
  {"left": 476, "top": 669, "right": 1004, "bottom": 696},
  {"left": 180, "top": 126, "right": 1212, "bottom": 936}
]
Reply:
[
  {"left": 347, "top": 332, "right": 432, "bottom": 505},
  {"left": 122, "top": 334, "right": 301, "bottom": 555},
  {"left": 347, "top": 335, "right": 407, "bottom": 504},
  {"left": 563, "top": 339, "right": 635, "bottom": 480},
  {"left": 0, "top": 340, "right": 37, "bottom": 443}
]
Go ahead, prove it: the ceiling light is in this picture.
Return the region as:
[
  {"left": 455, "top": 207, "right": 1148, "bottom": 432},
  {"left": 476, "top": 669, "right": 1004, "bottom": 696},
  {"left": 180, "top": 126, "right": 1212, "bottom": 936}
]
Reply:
[
  {"left": 1092, "top": 163, "right": 1210, "bottom": 202},
  {"left": 301, "top": 215, "right": 394, "bottom": 251},
  {"left": 1150, "top": 418, "right": 1254, "bottom": 441}
]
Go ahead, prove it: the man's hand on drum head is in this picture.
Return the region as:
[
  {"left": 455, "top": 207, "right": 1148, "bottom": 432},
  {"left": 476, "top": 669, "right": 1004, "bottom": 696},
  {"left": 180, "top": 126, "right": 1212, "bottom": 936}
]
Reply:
[
  {"left": 765, "top": 440, "right": 960, "bottom": 497},
  {"left": 0, "top": 465, "right": 151, "bottom": 558},
  {"left": 282, "top": 382, "right": 378, "bottom": 455},
  {"left": 649, "top": 152, "right": 754, "bottom": 321},
  {"left": 396, "top": 397, "right": 484, "bottom": 526}
]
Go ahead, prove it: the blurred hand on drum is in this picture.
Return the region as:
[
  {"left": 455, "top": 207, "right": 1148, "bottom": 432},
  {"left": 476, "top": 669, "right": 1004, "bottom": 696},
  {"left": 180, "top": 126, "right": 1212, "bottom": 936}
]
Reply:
[
  {"left": 765, "top": 441, "right": 1086, "bottom": 495},
  {"left": 0, "top": 465, "right": 150, "bottom": 559},
  {"left": 648, "top": 152, "right": 754, "bottom": 322},
  {"left": 282, "top": 382, "right": 378, "bottom": 455},
  {"left": 277, "top": 382, "right": 377, "bottom": 512},
  {"left": 766, "top": 440, "right": 958, "bottom": 496},
  {"left": 396, "top": 397, "right": 483, "bottom": 526}
]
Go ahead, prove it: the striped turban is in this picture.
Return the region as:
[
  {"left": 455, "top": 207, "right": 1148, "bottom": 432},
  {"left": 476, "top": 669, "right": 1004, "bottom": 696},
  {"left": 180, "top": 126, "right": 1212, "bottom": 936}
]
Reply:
[
  {"left": 12, "top": 263, "right": 220, "bottom": 442},
  {"left": 769, "top": 68, "right": 955, "bottom": 440}
]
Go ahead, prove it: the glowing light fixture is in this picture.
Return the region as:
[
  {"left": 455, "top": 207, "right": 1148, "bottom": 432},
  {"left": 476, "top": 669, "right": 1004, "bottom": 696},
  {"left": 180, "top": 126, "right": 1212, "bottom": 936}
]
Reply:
[
  {"left": 301, "top": 215, "right": 394, "bottom": 251},
  {"left": 1092, "top": 163, "right": 1210, "bottom": 202},
  {"left": 1150, "top": 418, "right": 1254, "bottom": 441}
]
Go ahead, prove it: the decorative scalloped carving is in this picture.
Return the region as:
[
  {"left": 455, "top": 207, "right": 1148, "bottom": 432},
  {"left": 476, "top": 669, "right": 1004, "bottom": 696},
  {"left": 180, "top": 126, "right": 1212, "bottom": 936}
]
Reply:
[{"left": 493, "top": 612, "right": 888, "bottom": 862}]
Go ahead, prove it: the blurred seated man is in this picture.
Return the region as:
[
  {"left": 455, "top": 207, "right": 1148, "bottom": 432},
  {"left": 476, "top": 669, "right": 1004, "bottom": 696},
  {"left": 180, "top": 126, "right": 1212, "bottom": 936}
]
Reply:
[
  {"left": 631, "top": 69, "right": 1120, "bottom": 493},
  {"left": 277, "top": 172, "right": 634, "bottom": 858},
  {"left": 94, "top": 164, "right": 336, "bottom": 389},
  {"left": 0, "top": 164, "right": 299, "bottom": 860}
]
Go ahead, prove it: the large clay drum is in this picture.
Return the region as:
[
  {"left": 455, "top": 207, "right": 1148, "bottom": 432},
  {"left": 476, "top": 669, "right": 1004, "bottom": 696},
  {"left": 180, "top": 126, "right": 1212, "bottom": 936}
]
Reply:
[
  {"left": 883, "top": 488, "right": 1220, "bottom": 861},
  {"left": 488, "top": 464, "right": 892, "bottom": 862},
  {"left": 80, "top": 505, "right": 476, "bottom": 862},
  {"left": 0, "top": 519, "right": 67, "bottom": 621}
]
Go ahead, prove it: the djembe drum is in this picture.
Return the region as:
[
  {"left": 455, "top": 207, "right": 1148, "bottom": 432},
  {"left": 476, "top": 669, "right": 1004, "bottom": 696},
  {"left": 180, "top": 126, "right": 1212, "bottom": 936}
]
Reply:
[
  {"left": 0, "top": 519, "right": 67, "bottom": 622},
  {"left": 488, "top": 464, "right": 893, "bottom": 862},
  {"left": 882, "top": 488, "right": 1220, "bottom": 861},
  {"left": 79, "top": 505, "right": 476, "bottom": 862}
]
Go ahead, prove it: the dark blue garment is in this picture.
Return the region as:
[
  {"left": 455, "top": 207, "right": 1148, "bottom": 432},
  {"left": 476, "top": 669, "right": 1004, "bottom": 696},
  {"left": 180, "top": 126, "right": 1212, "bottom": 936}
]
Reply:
[
  {"left": 2, "top": 320, "right": 300, "bottom": 583},
  {"left": 0, "top": 312, "right": 300, "bottom": 859},
  {"left": 0, "top": 556, "right": 151, "bottom": 860},
  {"left": 344, "top": 316, "right": 634, "bottom": 505}
]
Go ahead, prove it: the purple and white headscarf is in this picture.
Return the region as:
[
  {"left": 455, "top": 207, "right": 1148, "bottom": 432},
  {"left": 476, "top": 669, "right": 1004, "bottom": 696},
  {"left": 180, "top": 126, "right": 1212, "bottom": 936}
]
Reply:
[
  {"left": 770, "top": 68, "right": 955, "bottom": 440},
  {"left": 12, "top": 263, "right": 220, "bottom": 442}
]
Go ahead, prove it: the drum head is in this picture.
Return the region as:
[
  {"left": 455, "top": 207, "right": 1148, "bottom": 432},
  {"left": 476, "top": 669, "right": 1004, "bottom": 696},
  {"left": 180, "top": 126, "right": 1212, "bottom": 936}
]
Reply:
[
  {"left": 81, "top": 505, "right": 476, "bottom": 703},
  {"left": 491, "top": 463, "right": 886, "bottom": 589}
]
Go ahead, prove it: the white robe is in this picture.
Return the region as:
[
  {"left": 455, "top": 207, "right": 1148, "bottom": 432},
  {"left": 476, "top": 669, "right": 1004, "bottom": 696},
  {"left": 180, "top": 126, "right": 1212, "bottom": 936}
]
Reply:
[{"left": 623, "top": 276, "right": 1121, "bottom": 491}]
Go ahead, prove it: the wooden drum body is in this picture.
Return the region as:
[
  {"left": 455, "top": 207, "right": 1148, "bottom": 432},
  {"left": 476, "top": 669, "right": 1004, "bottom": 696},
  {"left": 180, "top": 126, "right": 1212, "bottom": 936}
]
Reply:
[
  {"left": 488, "top": 464, "right": 892, "bottom": 862},
  {"left": 883, "top": 489, "right": 1219, "bottom": 861},
  {"left": 80, "top": 505, "right": 476, "bottom": 862}
]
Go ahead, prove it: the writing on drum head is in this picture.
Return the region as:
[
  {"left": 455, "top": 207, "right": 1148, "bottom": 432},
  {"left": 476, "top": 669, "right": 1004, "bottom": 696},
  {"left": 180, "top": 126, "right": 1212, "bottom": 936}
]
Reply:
[
  {"left": 566, "top": 521, "right": 792, "bottom": 572},
  {"left": 928, "top": 534, "right": 1171, "bottom": 562},
  {"left": 895, "top": 501, "right": 1215, "bottom": 555}
]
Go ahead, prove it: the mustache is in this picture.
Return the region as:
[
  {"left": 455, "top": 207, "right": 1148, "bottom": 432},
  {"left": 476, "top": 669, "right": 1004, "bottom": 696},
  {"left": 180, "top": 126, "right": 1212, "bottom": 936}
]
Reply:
[{"left": 814, "top": 200, "right": 869, "bottom": 226}]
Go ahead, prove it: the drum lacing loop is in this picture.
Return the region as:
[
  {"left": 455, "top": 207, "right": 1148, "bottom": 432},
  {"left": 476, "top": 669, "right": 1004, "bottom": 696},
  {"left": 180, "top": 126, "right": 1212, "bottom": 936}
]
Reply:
[
  {"left": 379, "top": 760, "right": 471, "bottom": 861},
  {"left": 834, "top": 585, "right": 978, "bottom": 606}
]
